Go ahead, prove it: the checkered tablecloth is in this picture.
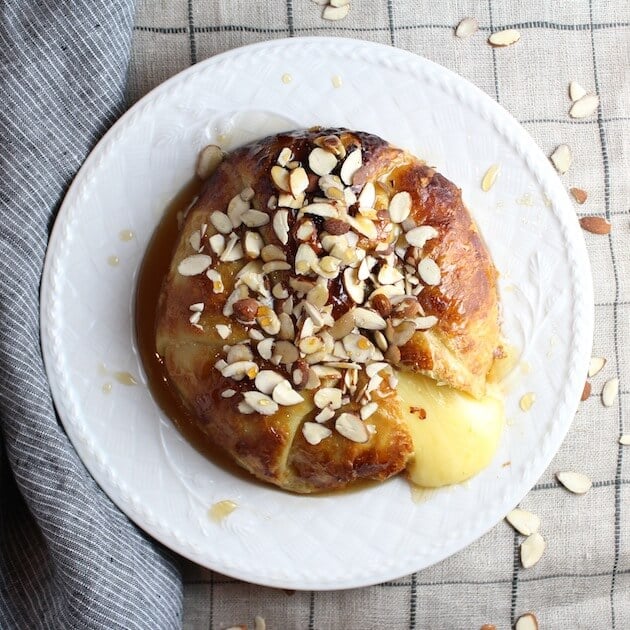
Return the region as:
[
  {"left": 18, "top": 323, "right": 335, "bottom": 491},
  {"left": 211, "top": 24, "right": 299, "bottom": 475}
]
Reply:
[{"left": 128, "top": 2, "right": 629, "bottom": 628}]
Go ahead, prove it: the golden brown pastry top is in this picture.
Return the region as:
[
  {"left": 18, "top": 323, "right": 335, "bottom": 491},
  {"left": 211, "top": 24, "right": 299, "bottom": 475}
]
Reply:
[{"left": 154, "top": 127, "right": 501, "bottom": 493}]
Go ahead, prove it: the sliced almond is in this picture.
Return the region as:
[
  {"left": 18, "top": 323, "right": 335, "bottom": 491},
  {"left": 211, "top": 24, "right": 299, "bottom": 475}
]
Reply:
[
  {"left": 244, "top": 231, "right": 264, "bottom": 258},
  {"left": 221, "top": 360, "right": 258, "bottom": 380},
  {"left": 189, "top": 302, "right": 204, "bottom": 312},
  {"left": 208, "top": 233, "right": 225, "bottom": 255},
  {"left": 550, "top": 144, "right": 572, "bottom": 174},
  {"left": 254, "top": 370, "right": 286, "bottom": 395},
  {"left": 360, "top": 401, "right": 378, "bottom": 420},
  {"left": 271, "top": 165, "right": 290, "bottom": 192},
  {"left": 322, "top": 4, "right": 350, "bottom": 21},
  {"left": 178, "top": 254, "right": 212, "bottom": 276},
  {"left": 481, "top": 164, "right": 500, "bottom": 191},
  {"left": 413, "top": 315, "right": 438, "bottom": 330},
  {"left": 358, "top": 182, "right": 376, "bottom": 209},
  {"left": 227, "top": 195, "right": 249, "bottom": 228},
  {"left": 189, "top": 231, "right": 201, "bottom": 251},
  {"left": 340, "top": 148, "right": 362, "bottom": 185},
  {"left": 196, "top": 144, "right": 224, "bottom": 179},
  {"left": 314, "top": 387, "right": 343, "bottom": 410},
  {"left": 216, "top": 324, "right": 231, "bottom": 339},
  {"left": 315, "top": 407, "right": 335, "bottom": 423},
  {"left": 619, "top": 435, "right": 630, "bottom": 446},
  {"left": 506, "top": 508, "right": 540, "bottom": 536},
  {"left": 308, "top": 147, "right": 337, "bottom": 176},
  {"left": 570, "top": 187, "right": 588, "bottom": 204},
  {"left": 210, "top": 211, "right": 233, "bottom": 234},
  {"left": 556, "top": 471, "right": 592, "bottom": 494},
  {"left": 353, "top": 307, "right": 387, "bottom": 330},
  {"left": 302, "top": 422, "right": 332, "bottom": 445},
  {"left": 569, "top": 81, "right": 587, "bottom": 102},
  {"left": 515, "top": 613, "right": 539, "bottom": 630},
  {"left": 405, "top": 225, "right": 439, "bottom": 248},
  {"left": 242, "top": 391, "right": 279, "bottom": 415},
  {"left": 520, "top": 532, "right": 545, "bottom": 568},
  {"left": 602, "top": 377, "right": 619, "bottom": 407},
  {"left": 335, "top": 412, "right": 369, "bottom": 443},
  {"left": 455, "top": 17, "right": 478, "bottom": 39},
  {"left": 302, "top": 202, "right": 339, "bottom": 218},
  {"left": 329, "top": 309, "right": 356, "bottom": 340},
  {"left": 277, "top": 147, "right": 293, "bottom": 167},
  {"left": 289, "top": 167, "right": 309, "bottom": 197},
  {"left": 241, "top": 209, "right": 270, "bottom": 228},
  {"left": 221, "top": 389, "right": 236, "bottom": 398},
  {"left": 206, "top": 269, "right": 224, "bottom": 293},
  {"left": 347, "top": 215, "right": 377, "bottom": 240},
  {"left": 343, "top": 267, "right": 365, "bottom": 304},
  {"left": 272, "top": 379, "right": 305, "bottom": 406},
  {"left": 581, "top": 380, "right": 591, "bottom": 401},
  {"left": 257, "top": 306, "right": 281, "bottom": 335},
  {"left": 257, "top": 338, "right": 274, "bottom": 361},
  {"left": 570, "top": 93, "right": 599, "bottom": 119},
  {"left": 273, "top": 209, "right": 290, "bottom": 244},
  {"left": 418, "top": 258, "right": 441, "bottom": 286},
  {"left": 388, "top": 191, "right": 412, "bottom": 223},
  {"left": 488, "top": 29, "right": 521, "bottom": 47},
  {"left": 580, "top": 216, "right": 611, "bottom": 234}
]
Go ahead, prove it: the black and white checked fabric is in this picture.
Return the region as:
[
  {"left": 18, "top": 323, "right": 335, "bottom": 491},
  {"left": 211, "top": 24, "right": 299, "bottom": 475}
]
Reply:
[
  {"left": 0, "top": 2, "right": 181, "bottom": 628},
  {"left": 127, "top": 2, "right": 629, "bottom": 629}
]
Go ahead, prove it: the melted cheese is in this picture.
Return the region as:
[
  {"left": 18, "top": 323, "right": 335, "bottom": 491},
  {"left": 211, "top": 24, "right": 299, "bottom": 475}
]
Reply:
[{"left": 397, "top": 372, "right": 504, "bottom": 488}]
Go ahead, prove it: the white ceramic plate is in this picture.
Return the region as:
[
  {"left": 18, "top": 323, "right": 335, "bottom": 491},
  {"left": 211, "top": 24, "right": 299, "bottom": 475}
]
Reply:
[{"left": 41, "top": 37, "right": 593, "bottom": 590}]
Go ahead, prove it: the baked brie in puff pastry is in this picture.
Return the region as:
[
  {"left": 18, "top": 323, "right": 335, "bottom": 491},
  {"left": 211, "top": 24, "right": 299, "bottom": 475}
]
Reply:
[{"left": 155, "top": 128, "right": 504, "bottom": 493}]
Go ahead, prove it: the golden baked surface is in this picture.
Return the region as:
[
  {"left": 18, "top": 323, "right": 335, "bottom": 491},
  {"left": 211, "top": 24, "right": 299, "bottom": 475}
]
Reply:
[{"left": 155, "top": 128, "right": 501, "bottom": 493}]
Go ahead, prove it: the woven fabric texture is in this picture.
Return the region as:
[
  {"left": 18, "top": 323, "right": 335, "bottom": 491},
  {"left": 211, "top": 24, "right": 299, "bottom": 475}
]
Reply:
[
  {"left": 127, "top": 2, "right": 629, "bottom": 629},
  {"left": 0, "top": 1, "right": 182, "bottom": 628}
]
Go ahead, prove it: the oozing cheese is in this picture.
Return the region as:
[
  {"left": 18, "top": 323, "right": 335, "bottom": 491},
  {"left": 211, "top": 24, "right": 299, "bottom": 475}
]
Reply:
[{"left": 397, "top": 372, "right": 504, "bottom": 488}]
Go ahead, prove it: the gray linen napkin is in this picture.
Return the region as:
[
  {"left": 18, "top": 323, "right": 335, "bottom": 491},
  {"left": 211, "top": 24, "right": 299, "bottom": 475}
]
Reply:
[{"left": 0, "top": 1, "right": 182, "bottom": 627}]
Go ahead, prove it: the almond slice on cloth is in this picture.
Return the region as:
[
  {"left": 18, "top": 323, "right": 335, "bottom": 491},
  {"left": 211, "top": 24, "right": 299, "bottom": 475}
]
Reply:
[
  {"left": 570, "top": 93, "right": 599, "bottom": 118},
  {"left": 569, "top": 81, "right": 587, "bottom": 102},
  {"left": 506, "top": 508, "right": 540, "bottom": 536},
  {"left": 488, "top": 29, "right": 521, "bottom": 47},
  {"left": 550, "top": 144, "right": 572, "bottom": 174},
  {"left": 556, "top": 471, "right": 592, "bottom": 494},
  {"left": 520, "top": 532, "right": 545, "bottom": 568},
  {"left": 579, "top": 216, "right": 611, "bottom": 234},
  {"left": 515, "top": 613, "right": 539, "bottom": 630},
  {"left": 602, "top": 377, "right": 619, "bottom": 407},
  {"left": 322, "top": 4, "right": 350, "bottom": 21},
  {"left": 570, "top": 187, "right": 588, "bottom": 204},
  {"left": 588, "top": 357, "right": 606, "bottom": 377},
  {"left": 455, "top": 17, "right": 478, "bottom": 39}
]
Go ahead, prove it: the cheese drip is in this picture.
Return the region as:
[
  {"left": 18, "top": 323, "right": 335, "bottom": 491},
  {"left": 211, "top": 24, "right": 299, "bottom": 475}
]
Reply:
[{"left": 397, "top": 372, "right": 504, "bottom": 488}]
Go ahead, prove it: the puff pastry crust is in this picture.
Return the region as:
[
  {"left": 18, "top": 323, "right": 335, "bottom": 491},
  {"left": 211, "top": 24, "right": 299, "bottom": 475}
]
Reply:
[{"left": 155, "top": 128, "right": 501, "bottom": 493}]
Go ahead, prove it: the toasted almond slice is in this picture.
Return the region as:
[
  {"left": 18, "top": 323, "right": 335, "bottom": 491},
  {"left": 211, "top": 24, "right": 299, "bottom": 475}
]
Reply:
[
  {"left": 206, "top": 269, "right": 224, "bottom": 293},
  {"left": 221, "top": 389, "right": 236, "bottom": 398},
  {"left": 506, "top": 508, "right": 541, "bottom": 536},
  {"left": 227, "top": 194, "right": 249, "bottom": 228},
  {"left": 254, "top": 370, "right": 286, "bottom": 395},
  {"left": 343, "top": 267, "right": 365, "bottom": 304},
  {"left": 515, "top": 613, "right": 539, "bottom": 630},
  {"left": 569, "top": 81, "right": 587, "bottom": 102},
  {"left": 289, "top": 167, "right": 309, "bottom": 197},
  {"left": 389, "top": 191, "right": 412, "bottom": 223},
  {"left": 570, "top": 187, "right": 588, "bottom": 204},
  {"left": 602, "top": 377, "right": 619, "bottom": 407},
  {"left": 257, "top": 338, "right": 274, "bottom": 360},
  {"left": 241, "top": 209, "right": 270, "bottom": 227},
  {"left": 329, "top": 309, "right": 356, "bottom": 340},
  {"left": 353, "top": 307, "right": 387, "bottom": 330},
  {"left": 488, "top": 28, "right": 521, "bottom": 47},
  {"left": 189, "top": 311, "right": 201, "bottom": 325},
  {"left": 189, "top": 302, "right": 204, "bottom": 312},
  {"left": 481, "top": 164, "right": 500, "bottom": 191},
  {"left": 340, "top": 148, "right": 362, "bottom": 185},
  {"left": 189, "top": 231, "right": 201, "bottom": 251},
  {"left": 314, "top": 387, "right": 343, "bottom": 410},
  {"left": 208, "top": 233, "right": 225, "bottom": 255},
  {"left": 520, "top": 532, "right": 545, "bottom": 568},
  {"left": 358, "top": 182, "right": 376, "bottom": 209},
  {"left": 302, "top": 422, "right": 332, "bottom": 445},
  {"left": 243, "top": 391, "right": 279, "bottom": 415},
  {"left": 581, "top": 380, "right": 592, "bottom": 401},
  {"left": 556, "top": 471, "right": 592, "bottom": 494},
  {"left": 455, "top": 17, "right": 478, "bottom": 38},
  {"left": 550, "top": 144, "right": 572, "bottom": 174},
  {"left": 360, "top": 401, "right": 378, "bottom": 420},
  {"left": 178, "top": 254, "right": 212, "bottom": 276},
  {"left": 570, "top": 93, "right": 599, "bottom": 119},
  {"left": 271, "top": 165, "right": 290, "bottom": 192},
  {"left": 302, "top": 202, "right": 339, "bottom": 218},
  {"left": 347, "top": 215, "right": 378, "bottom": 240},
  {"left": 196, "top": 144, "right": 224, "bottom": 179},
  {"left": 308, "top": 147, "right": 337, "bottom": 176},
  {"left": 244, "top": 231, "right": 264, "bottom": 258},
  {"left": 378, "top": 264, "right": 404, "bottom": 285},
  {"left": 322, "top": 4, "right": 350, "bottom": 20},
  {"left": 277, "top": 147, "right": 293, "bottom": 166},
  {"left": 335, "top": 412, "right": 369, "bottom": 443},
  {"left": 216, "top": 324, "right": 231, "bottom": 339},
  {"left": 210, "top": 211, "right": 233, "bottom": 234},
  {"left": 272, "top": 379, "right": 305, "bottom": 406},
  {"left": 273, "top": 209, "right": 290, "bottom": 245},
  {"left": 237, "top": 402, "right": 254, "bottom": 415},
  {"left": 405, "top": 225, "right": 439, "bottom": 248},
  {"left": 221, "top": 360, "right": 259, "bottom": 380},
  {"left": 315, "top": 407, "right": 336, "bottom": 423},
  {"left": 579, "top": 216, "right": 611, "bottom": 234},
  {"left": 418, "top": 258, "right": 441, "bottom": 286},
  {"left": 619, "top": 435, "right": 630, "bottom": 446},
  {"left": 262, "top": 261, "right": 291, "bottom": 273},
  {"left": 413, "top": 315, "right": 438, "bottom": 330}
]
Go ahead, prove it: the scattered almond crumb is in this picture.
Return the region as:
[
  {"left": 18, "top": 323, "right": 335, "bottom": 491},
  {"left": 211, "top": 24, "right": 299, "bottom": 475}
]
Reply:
[{"left": 570, "top": 187, "right": 588, "bottom": 204}]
